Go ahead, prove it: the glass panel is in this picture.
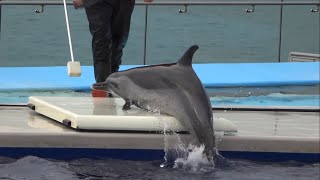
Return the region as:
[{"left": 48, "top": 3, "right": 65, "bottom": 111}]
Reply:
[
  {"left": 0, "top": 5, "right": 145, "bottom": 66},
  {"left": 280, "top": 1, "right": 320, "bottom": 61},
  {"left": 146, "top": 2, "right": 281, "bottom": 64},
  {"left": 1, "top": 2, "right": 318, "bottom": 66},
  {"left": 1, "top": 6, "right": 71, "bottom": 67},
  {"left": 122, "top": 6, "right": 145, "bottom": 65}
]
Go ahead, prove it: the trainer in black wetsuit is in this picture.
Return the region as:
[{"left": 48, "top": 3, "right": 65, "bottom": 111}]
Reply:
[{"left": 73, "top": 0, "right": 135, "bottom": 83}]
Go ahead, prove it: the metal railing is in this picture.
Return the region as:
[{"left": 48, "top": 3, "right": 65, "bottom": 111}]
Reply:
[
  {"left": 0, "top": 1, "right": 319, "bottom": 6},
  {"left": 0, "top": 0, "right": 319, "bottom": 64},
  {"left": 1, "top": 1, "right": 319, "bottom": 15}
]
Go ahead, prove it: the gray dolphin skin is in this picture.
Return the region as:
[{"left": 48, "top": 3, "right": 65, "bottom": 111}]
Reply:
[{"left": 92, "top": 45, "right": 215, "bottom": 160}]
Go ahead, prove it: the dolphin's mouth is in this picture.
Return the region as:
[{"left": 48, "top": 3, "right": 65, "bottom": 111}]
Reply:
[{"left": 91, "top": 82, "right": 120, "bottom": 97}]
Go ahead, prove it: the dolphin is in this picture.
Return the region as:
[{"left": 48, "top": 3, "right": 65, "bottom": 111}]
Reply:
[{"left": 92, "top": 45, "right": 215, "bottom": 160}]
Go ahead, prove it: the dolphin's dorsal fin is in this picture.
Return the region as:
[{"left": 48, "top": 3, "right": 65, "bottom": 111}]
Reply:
[{"left": 177, "top": 45, "right": 199, "bottom": 66}]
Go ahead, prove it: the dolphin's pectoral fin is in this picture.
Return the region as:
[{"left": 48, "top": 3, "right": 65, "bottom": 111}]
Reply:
[
  {"left": 132, "top": 100, "right": 142, "bottom": 109},
  {"left": 122, "top": 99, "right": 132, "bottom": 110}
]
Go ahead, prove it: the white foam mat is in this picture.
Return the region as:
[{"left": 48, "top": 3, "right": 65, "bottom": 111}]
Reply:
[{"left": 28, "top": 96, "right": 237, "bottom": 133}]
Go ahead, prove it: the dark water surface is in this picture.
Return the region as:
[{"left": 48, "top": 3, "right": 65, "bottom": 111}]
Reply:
[{"left": 0, "top": 156, "right": 319, "bottom": 180}]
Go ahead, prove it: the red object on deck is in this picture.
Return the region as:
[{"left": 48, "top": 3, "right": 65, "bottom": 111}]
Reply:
[{"left": 92, "top": 89, "right": 108, "bottom": 97}]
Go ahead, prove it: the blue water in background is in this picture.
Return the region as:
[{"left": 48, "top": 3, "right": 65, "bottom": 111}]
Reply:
[
  {"left": 0, "top": 0, "right": 319, "bottom": 66},
  {"left": 1, "top": 90, "right": 319, "bottom": 106},
  {"left": 211, "top": 93, "right": 320, "bottom": 106}
]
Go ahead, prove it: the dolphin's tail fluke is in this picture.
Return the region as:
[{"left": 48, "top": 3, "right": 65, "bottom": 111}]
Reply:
[{"left": 177, "top": 45, "right": 199, "bottom": 66}]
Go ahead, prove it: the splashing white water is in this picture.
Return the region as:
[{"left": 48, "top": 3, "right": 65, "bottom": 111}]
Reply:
[
  {"left": 173, "top": 145, "right": 215, "bottom": 172},
  {"left": 160, "top": 121, "right": 216, "bottom": 172},
  {"left": 160, "top": 122, "right": 187, "bottom": 167}
]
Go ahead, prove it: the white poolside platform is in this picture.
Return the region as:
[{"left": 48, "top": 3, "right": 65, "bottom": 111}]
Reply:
[{"left": 0, "top": 96, "right": 319, "bottom": 162}]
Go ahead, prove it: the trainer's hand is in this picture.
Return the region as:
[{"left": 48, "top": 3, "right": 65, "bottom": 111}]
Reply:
[{"left": 73, "top": 0, "right": 83, "bottom": 9}]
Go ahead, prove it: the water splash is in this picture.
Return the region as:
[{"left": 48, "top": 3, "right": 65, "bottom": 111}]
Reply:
[
  {"left": 214, "top": 131, "right": 225, "bottom": 147},
  {"left": 173, "top": 145, "right": 215, "bottom": 173},
  {"left": 160, "top": 122, "right": 188, "bottom": 168},
  {"left": 160, "top": 122, "right": 216, "bottom": 173}
]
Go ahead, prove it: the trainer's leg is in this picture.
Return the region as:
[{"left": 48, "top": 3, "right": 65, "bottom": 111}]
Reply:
[
  {"left": 85, "top": 2, "right": 114, "bottom": 83},
  {"left": 111, "top": 0, "right": 135, "bottom": 73}
]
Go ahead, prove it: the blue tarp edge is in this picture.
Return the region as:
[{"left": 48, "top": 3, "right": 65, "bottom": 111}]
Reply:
[{"left": 0, "top": 62, "right": 319, "bottom": 91}]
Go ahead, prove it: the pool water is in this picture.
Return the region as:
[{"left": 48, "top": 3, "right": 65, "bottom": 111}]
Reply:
[
  {"left": 0, "top": 90, "right": 91, "bottom": 104},
  {"left": 211, "top": 93, "right": 320, "bottom": 107},
  {"left": 0, "top": 91, "right": 319, "bottom": 107},
  {"left": 0, "top": 156, "right": 319, "bottom": 180}
]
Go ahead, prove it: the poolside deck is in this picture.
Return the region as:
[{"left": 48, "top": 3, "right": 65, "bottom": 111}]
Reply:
[{"left": 0, "top": 97, "right": 319, "bottom": 162}]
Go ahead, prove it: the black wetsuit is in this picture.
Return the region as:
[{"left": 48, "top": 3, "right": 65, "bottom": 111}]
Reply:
[{"left": 83, "top": 0, "right": 135, "bottom": 83}]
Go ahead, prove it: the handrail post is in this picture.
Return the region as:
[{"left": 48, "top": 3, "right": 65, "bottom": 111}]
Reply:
[
  {"left": 143, "top": 5, "right": 148, "bottom": 65},
  {"left": 0, "top": 0, "right": 2, "bottom": 40},
  {"left": 278, "top": 0, "right": 284, "bottom": 62}
]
